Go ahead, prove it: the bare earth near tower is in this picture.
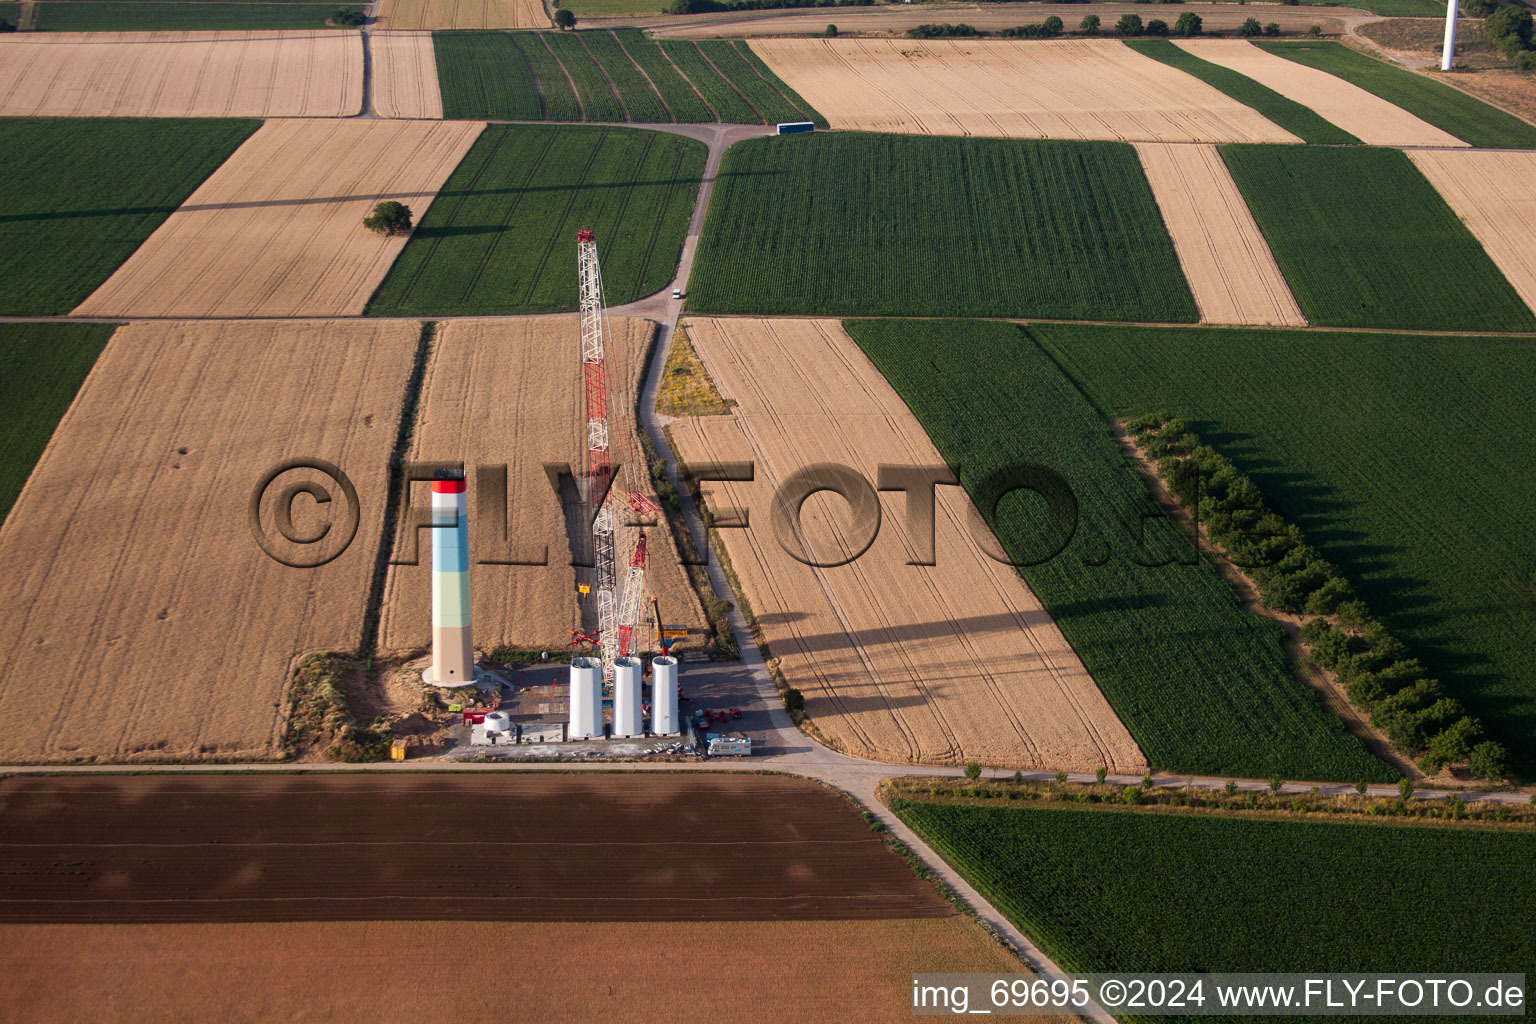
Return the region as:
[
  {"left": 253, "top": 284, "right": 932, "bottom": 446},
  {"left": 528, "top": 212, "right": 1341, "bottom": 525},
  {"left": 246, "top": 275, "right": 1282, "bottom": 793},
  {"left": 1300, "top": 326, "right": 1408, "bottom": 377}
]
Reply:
[
  {"left": 378, "top": 317, "right": 708, "bottom": 659},
  {"left": 668, "top": 317, "right": 1147, "bottom": 772}
]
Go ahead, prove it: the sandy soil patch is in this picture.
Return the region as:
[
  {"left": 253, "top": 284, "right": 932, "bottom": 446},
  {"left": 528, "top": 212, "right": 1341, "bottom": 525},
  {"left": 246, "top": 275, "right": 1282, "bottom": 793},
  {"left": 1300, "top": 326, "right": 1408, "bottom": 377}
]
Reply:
[
  {"left": 71, "top": 118, "right": 483, "bottom": 318},
  {"left": 0, "top": 320, "right": 419, "bottom": 763},
  {"left": 374, "top": 0, "right": 547, "bottom": 30},
  {"left": 747, "top": 37, "right": 1297, "bottom": 143},
  {"left": 378, "top": 317, "right": 706, "bottom": 659},
  {"left": 0, "top": 31, "right": 360, "bottom": 118},
  {"left": 1135, "top": 142, "right": 1305, "bottom": 327},
  {"left": 371, "top": 29, "right": 443, "bottom": 119},
  {"left": 1407, "top": 149, "right": 1536, "bottom": 317},
  {"left": 1175, "top": 39, "right": 1466, "bottom": 147},
  {"left": 0, "top": 917, "right": 1031, "bottom": 1023},
  {"left": 669, "top": 317, "right": 1147, "bottom": 772}
]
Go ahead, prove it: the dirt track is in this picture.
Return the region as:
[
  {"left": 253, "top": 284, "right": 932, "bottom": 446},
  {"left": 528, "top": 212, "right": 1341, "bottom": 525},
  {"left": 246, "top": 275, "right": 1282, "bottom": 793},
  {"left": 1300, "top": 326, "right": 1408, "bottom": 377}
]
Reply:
[
  {"left": 748, "top": 37, "right": 1297, "bottom": 143},
  {"left": 72, "top": 119, "right": 483, "bottom": 318},
  {"left": 0, "top": 773, "right": 951, "bottom": 922},
  {"left": 1408, "top": 149, "right": 1536, "bottom": 317},
  {"left": 1175, "top": 39, "right": 1465, "bottom": 147},
  {"left": 378, "top": 318, "right": 707, "bottom": 657},
  {"left": 371, "top": 29, "right": 444, "bottom": 119},
  {"left": 1135, "top": 142, "right": 1306, "bottom": 327},
  {"left": 668, "top": 318, "right": 1147, "bottom": 772},
  {"left": 0, "top": 320, "right": 419, "bottom": 763},
  {"left": 0, "top": 31, "right": 361, "bottom": 118},
  {"left": 374, "top": 0, "right": 547, "bottom": 30}
]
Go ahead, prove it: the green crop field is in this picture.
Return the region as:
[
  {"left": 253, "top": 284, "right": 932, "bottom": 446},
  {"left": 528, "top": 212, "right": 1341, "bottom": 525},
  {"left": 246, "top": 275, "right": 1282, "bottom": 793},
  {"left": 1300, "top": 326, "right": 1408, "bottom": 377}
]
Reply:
[
  {"left": 543, "top": 30, "right": 625, "bottom": 123},
  {"left": 729, "top": 39, "right": 827, "bottom": 128},
  {"left": 509, "top": 32, "right": 583, "bottom": 122},
  {"left": 0, "top": 118, "right": 260, "bottom": 317},
  {"left": 367, "top": 125, "right": 702, "bottom": 316},
  {"left": 435, "top": 31, "right": 543, "bottom": 121},
  {"left": 1125, "top": 40, "right": 1359, "bottom": 145},
  {"left": 33, "top": 1, "right": 340, "bottom": 30},
  {"left": 1258, "top": 41, "right": 1536, "bottom": 149},
  {"left": 578, "top": 30, "right": 670, "bottom": 124},
  {"left": 697, "top": 40, "right": 805, "bottom": 124},
  {"left": 895, "top": 801, "right": 1535, "bottom": 985},
  {"left": 614, "top": 29, "right": 714, "bottom": 123},
  {"left": 659, "top": 40, "right": 760, "bottom": 124},
  {"left": 691, "top": 134, "right": 1198, "bottom": 322},
  {"left": 1035, "top": 323, "right": 1536, "bottom": 779},
  {"left": 846, "top": 319, "right": 1392, "bottom": 781},
  {"left": 0, "top": 2, "right": 19, "bottom": 24},
  {"left": 0, "top": 323, "right": 117, "bottom": 527},
  {"left": 1221, "top": 145, "right": 1534, "bottom": 332}
]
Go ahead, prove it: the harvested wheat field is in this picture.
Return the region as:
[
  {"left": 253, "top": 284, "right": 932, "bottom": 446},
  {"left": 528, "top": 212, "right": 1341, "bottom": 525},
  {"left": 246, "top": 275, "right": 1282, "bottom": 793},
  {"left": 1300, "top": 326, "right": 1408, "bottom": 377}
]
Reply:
[
  {"left": 0, "top": 31, "right": 360, "bottom": 118},
  {"left": 1175, "top": 40, "right": 1465, "bottom": 148},
  {"left": 747, "top": 38, "right": 1296, "bottom": 143},
  {"left": 375, "top": 0, "right": 546, "bottom": 30},
  {"left": 378, "top": 318, "right": 706, "bottom": 658},
  {"left": 1408, "top": 149, "right": 1536, "bottom": 316},
  {"left": 371, "top": 30, "right": 443, "bottom": 119},
  {"left": 669, "top": 318, "right": 1147, "bottom": 772},
  {"left": 0, "top": 918, "right": 1027, "bottom": 1023},
  {"left": 0, "top": 320, "right": 419, "bottom": 763},
  {"left": 1135, "top": 142, "right": 1305, "bottom": 327},
  {"left": 72, "top": 119, "right": 483, "bottom": 318}
]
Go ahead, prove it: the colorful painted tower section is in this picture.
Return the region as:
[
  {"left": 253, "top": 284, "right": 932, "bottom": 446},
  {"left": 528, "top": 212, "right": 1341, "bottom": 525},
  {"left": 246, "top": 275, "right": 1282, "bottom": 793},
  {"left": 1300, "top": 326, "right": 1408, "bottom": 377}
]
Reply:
[{"left": 424, "top": 478, "right": 473, "bottom": 687}]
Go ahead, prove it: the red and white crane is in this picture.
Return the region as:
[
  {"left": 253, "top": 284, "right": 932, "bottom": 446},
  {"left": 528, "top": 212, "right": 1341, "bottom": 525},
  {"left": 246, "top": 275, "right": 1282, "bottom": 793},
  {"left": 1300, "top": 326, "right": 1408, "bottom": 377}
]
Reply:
[{"left": 571, "top": 229, "right": 658, "bottom": 677}]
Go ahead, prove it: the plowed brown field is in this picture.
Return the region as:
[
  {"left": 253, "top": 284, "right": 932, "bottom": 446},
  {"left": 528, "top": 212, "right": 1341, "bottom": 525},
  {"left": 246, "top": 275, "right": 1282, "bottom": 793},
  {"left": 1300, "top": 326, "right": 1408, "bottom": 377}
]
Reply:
[
  {"left": 1408, "top": 149, "right": 1536, "bottom": 316},
  {"left": 378, "top": 318, "right": 706, "bottom": 657},
  {"left": 72, "top": 118, "right": 483, "bottom": 318},
  {"left": 0, "top": 774, "right": 950, "bottom": 921},
  {"left": 0, "top": 31, "right": 361, "bottom": 118},
  {"left": 0, "top": 320, "right": 420, "bottom": 763},
  {"left": 371, "top": 29, "right": 443, "bottom": 119},
  {"left": 1174, "top": 40, "right": 1465, "bottom": 148},
  {"left": 669, "top": 318, "right": 1147, "bottom": 772},
  {"left": 374, "top": 0, "right": 547, "bottom": 30},
  {"left": 1135, "top": 142, "right": 1305, "bottom": 327},
  {"left": 748, "top": 38, "right": 1297, "bottom": 143}
]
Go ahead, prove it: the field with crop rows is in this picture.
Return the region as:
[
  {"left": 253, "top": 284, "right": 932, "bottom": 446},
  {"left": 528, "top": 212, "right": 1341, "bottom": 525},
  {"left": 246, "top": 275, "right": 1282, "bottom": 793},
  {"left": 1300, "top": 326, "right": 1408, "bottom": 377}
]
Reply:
[
  {"left": 1221, "top": 145, "right": 1535, "bottom": 332},
  {"left": 1258, "top": 41, "right": 1536, "bottom": 150},
  {"left": 1035, "top": 323, "right": 1536, "bottom": 779},
  {"left": 846, "top": 318, "right": 1393, "bottom": 781},
  {"left": 543, "top": 30, "right": 625, "bottom": 122},
  {"left": 31, "top": 2, "right": 340, "bottom": 30},
  {"left": 579, "top": 29, "right": 668, "bottom": 123},
  {"left": 434, "top": 32, "right": 541, "bottom": 119},
  {"left": 690, "top": 134, "right": 1197, "bottom": 322},
  {"left": 368, "top": 125, "right": 702, "bottom": 316},
  {"left": 894, "top": 800, "right": 1536, "bottom": 983},
  {"left": 659, "top": 39, "right": 758, "bottom": 124},
  {"left": 0, "top": 324, "right": 114, "bottom": 526},
  {"left": 0, "top": 117, "right": 259, "bottom": 316},
  {"left": 1126, "top": 40, "right": 1359, "bottom": 146},
  {"left": 613, "top": 28, "right": 712, "bottom": 122},
  {"left": 696, "top": 40, "right": 813, "bottom": 125}
]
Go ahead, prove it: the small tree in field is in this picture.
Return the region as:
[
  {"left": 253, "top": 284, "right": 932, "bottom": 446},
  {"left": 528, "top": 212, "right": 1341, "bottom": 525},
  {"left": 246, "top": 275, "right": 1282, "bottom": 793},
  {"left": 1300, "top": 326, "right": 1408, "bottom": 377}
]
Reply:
[
  {"left": 1080, "top": 13, "right": 1100, "bottom": 34},
  {"left": 1354, "top": 779, "right": 1369, "bottom": 796},
  {"left": 332, "top": 6, "right": 366, "bottom": 25},
  {"left": 1239, "top": 17, "right": 1263, "bottom": 37},
  {"left": 363, "top": 201, "right": 413, "bottom": 236},
  {"left": 1146, "top": 18, "right": 1169, "bottom": 36},
  {"left": 1398, "top": 777, "right": 1415, "bottom": 801},
  {"left": 1174, "top": 11, "right": 1201, "bottom": 36},
  {"left": 964, "top": 760, "right": 982, "bottom": 781},
  {"left": 825, "top": 23, "right": 838, "bottom": 37},
  {"left": 1095, "top": 766, "right": 1108, "bottom": 785},
  {"left": 1308, "top": 24, "right": 1323, "bottom": 37},
  {"left": 1264, "top": 21, "right": 1282, "bottom": 36},
  {"left": 1117, "top": 13, "right": 1144, "bottom": 36},
  {"left": 554, "top": 7, "right": 577, "bottom": 29}
]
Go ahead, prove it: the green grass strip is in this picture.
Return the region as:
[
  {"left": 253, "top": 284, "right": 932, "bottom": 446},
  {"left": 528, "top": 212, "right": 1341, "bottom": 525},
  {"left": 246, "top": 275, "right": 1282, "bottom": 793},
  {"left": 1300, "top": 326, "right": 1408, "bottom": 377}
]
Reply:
[
  {"left": 577, "top": 30, "right": 670, "bottom": 124},
  {"left": 542, "top": 31, "right": 625, "bottom": 123},
  {"left": 0, "top": 117, "right": 261, "bottom": 315},
  {"left": 660, "top": 40, "right": 760, "bottom": 124},
  {"left": 33, "top": 2, "right": 336, "bottom": 30},
  {"left": 1125, "top": 39, "right": 1359, "bottom": 145},
  {"left": 433, "top": 31, "right": 542, "bottom": 121},
  {"left": 1257, "top": 41, "right": 1536, "bottom": 150},
  {"left": 1222, "top": 144, "right": 1534, "bottom": 331},
  {"left": 0, "top": 323, "right": 117, "bottom": 525},
  {"left": 508, "top": 32, "right": 581, "bottom": 122},
  {"left": 613, "top": 29, "right": 714, "bottom": 123},
  {"left": 729, "top": 39, "right": 828, "bottom": 129}
]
